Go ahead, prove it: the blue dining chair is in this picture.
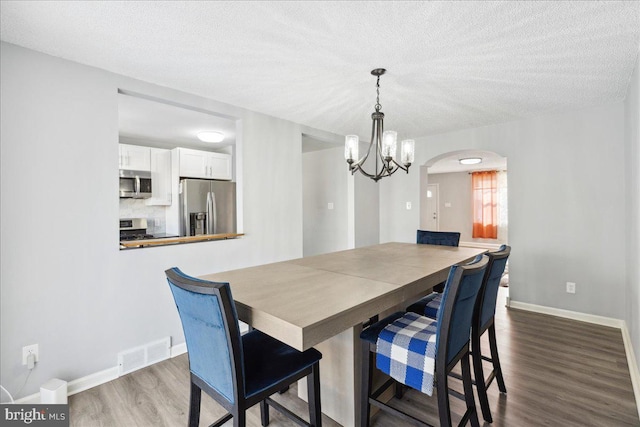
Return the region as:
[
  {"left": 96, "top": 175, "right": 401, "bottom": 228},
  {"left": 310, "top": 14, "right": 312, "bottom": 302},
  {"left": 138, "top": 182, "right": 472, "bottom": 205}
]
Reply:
[
  {"left": 360, "top": 255, "right": 488, "bottom": 427},
  {"left": 416, "top": 230, "right": 461, "bottom": 247},
  {"left": 407, "top": 245, "right": 511, "bottom": 423},
  {"left": 165, "top": 267, "right": 323, "bottom": 427},
  {"left": 417, "top": 230, "right": 462, "bottom": 293}
]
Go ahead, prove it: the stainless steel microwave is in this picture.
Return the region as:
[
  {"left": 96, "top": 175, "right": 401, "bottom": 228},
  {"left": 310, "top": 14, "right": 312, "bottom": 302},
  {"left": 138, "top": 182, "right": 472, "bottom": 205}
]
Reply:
[{"left": 119, "top": 170, "right": 152, "bottom": 199}]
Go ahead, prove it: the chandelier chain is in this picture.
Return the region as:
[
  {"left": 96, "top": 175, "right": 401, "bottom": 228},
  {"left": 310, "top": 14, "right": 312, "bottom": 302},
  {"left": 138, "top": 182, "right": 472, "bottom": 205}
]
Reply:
[{"left": 375, "top": 75, "right": 381, "bottom": 112}]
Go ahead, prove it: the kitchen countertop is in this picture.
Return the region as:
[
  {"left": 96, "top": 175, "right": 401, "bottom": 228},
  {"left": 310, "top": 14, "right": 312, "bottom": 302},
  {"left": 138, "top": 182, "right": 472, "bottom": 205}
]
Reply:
[{"left": 120, "top": 233, "right": 244, "bottom": 249}]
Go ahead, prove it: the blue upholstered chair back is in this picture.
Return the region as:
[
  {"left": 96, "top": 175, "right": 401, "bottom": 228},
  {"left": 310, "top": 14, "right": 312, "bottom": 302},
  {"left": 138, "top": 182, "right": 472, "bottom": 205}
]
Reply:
[
  {"left": 166, "top": 268, "right": 243, "bottom": 405},
  {"left": 416, "top": 230, "right": 461, "bottom": 247},
  {"left": 436, "top": 255, "right": 487, "bottom": 365},
  {"left": 479, "top": 245, "right": 511, "bottom": 328}
]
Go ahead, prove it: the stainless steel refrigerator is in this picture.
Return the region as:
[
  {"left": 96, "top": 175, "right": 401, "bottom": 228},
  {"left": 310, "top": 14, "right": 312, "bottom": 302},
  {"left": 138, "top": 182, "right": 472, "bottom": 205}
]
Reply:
[{"left": 179, "top": 179, "right": 237, "bottom": 236}]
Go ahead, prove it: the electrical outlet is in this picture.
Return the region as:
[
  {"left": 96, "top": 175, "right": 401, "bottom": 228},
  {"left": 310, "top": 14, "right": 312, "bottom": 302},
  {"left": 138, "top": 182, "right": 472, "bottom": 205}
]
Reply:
[
  {"left": 566, "top": 282, "right": 576, "bottom": 294},
  {"left": 22, "top": 344, "right": 39, "bottom": 365},
  {"left": 327, "top": 202, "right": 334, "bottom": 210}
]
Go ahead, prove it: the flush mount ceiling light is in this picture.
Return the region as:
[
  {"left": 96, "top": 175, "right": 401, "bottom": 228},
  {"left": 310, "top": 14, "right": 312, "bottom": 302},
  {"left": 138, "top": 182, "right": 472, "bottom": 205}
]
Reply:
[
  {"left": 344, "top": 69, "right": 415, "bottom": 182},
  {"left": 197, "top": 131, "right": 225, "bottom": 143},
  {"left": 459, "top": 157, "right": 482, "bottom": 165}
]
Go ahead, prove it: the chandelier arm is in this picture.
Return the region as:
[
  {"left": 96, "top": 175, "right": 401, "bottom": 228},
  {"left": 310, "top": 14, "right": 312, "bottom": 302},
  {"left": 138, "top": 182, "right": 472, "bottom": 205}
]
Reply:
[
  {"left": 351, "top": 116, "right": 381, "bottom": 172},
  {"left": 350, "top": 115, "right": 379, "bottom": 170},
  {"left": 375, "top": 117, "right": 382, "bottom": 176},
  {"left": 349, "top": 163, "right": 382, "bottom": 181},
  {"left": 388, "top": 158, "right": 410, "bottom": 172},
  {"left": 378, "top": 119, "right": 396, "bottom": 178},
  {"left": 386, "top": 164, "right": 401, "bottom": 177}
]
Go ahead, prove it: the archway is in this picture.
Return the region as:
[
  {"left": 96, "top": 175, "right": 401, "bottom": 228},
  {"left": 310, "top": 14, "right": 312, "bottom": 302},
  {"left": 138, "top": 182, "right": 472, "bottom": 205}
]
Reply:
[{"left": 420, "top": 149, "right": 508, "bottom": 249}]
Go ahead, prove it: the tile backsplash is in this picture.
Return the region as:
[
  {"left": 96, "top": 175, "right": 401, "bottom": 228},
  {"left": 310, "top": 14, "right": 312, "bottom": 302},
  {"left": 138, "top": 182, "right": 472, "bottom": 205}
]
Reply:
[{"left": 119, "top": 199, "right": 167, "bottom": 234}]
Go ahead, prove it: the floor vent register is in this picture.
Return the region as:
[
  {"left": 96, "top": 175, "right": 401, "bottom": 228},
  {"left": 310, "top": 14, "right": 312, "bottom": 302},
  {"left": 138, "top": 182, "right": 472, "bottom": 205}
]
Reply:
[{"left": 117, "top": 337, "right": 171, "bottom": 376}]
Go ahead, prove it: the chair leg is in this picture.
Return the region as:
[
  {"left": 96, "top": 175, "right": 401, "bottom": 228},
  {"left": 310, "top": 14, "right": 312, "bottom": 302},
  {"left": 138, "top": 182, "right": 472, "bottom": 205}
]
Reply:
[
  {"left": 307, "top": 363, "right": 322, "bottom": 427},
  {"left": 233, "top": 410, "right": 246, "bottom": 427},
  {"left": 278, "top": 385, "right": 290, "bottom": 394},
  {"left": 394, "top": 381, "right": 405, "bottom": 399},
  {"left": 488, "top": 323, "right": 507, "bottom": 393},
  {"left": 360, "top": 342, "right": 373, "bottom": 427},
  {"left": 260, "top": 400, "right": 270, "bottom": 426},
  {"left": 436, "top": 367, "right": 452, "bottom": 427},
  {"left": 461, "top": 353, "right": 480, "bottom": 427},
  {"left": 188, "top": 381, "right": 201, "bottom": 427},
  {"left": 472, "top": 330, "right": 492, "bottom": 423}
]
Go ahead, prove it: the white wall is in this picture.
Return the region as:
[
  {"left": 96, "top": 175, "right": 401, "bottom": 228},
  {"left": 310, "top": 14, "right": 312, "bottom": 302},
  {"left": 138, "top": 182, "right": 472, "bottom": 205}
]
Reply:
[
  {"left": 0, "top": 42, "right": 310, "bottom": 397},
  {"left": 380, "top": 102, "right": 627, "bottom": 320},
  {"left": 624, "top": 55, "right": 640, "bottom": 374},
  {"left": 303, "top": 146, "right": 349, "bottom": 256},
  {"left": 379, "top": 167, "right": 421, "bottom": 244},
  {"left": 354, "top": 172, "right": 380, "bottom": 248},
  {"left": 302, "top": 145, "right": 381, "bottom": 255}
]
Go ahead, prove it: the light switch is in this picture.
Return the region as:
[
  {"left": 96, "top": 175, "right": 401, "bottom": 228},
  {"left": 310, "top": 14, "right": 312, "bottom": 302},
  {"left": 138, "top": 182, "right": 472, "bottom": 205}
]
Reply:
[
  {"left": 406, "top": 202, "right": 412, "bottom": 210},
  {"left": 328, "top": 202, "right": 334, "bottom": 210},
  {"left": 444, "top": 202, "right": 452, "bottom": 208}
]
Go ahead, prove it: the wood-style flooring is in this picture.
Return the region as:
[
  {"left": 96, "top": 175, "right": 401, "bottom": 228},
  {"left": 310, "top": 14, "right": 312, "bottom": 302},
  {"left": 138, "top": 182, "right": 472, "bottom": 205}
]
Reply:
[{"left": 69, "top": 288, "right": 639, "bottom": 426}]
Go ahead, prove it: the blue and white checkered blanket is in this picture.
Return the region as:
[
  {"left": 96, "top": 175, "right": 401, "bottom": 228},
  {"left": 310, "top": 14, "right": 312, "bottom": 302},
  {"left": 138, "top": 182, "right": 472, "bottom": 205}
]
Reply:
[
  {"left": 423, "top": 293, "right": 443, "bottom": 319},
  {"left": 376, "top": 312, "right": 438, "bottom": 396}
]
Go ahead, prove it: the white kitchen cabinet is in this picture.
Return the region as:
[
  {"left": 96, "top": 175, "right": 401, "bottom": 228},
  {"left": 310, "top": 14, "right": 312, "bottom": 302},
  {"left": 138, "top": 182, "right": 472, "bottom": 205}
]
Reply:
[
  {"left": 119, "top": 144, "right": 151, "bottom": 171},
  {"left": 175, "top": 147, "right": 232, "bottom": 180},
  {"left": 146, "top": 148, "right": 172, "bottom": 206},
  {"left": 206, "top": 152, "right": 232, "bottom": 180}
]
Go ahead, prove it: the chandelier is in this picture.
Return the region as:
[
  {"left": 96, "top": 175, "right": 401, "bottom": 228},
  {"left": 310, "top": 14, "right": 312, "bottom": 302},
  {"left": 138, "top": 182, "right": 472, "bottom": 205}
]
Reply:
[{"left": 344, "top": 69, "right": 415, "bottom": 182}]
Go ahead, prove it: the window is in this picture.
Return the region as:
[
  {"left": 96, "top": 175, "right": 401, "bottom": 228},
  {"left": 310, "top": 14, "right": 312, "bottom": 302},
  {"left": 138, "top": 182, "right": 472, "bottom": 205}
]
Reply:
[{"left": 472, "top": 171, "right": 498, "bottom": 239}]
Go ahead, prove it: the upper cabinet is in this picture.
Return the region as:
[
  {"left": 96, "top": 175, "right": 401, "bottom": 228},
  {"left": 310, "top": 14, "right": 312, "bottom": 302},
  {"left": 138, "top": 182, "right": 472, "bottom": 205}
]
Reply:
[
  {"left": 146, "top": 148, "right": 172, "bottom": 206},
  {"left": 119, "top": 144, "right": 151, "bottom": 171},
  {"left": 174, "top": 147, "right": 232, "bottom": 180}
]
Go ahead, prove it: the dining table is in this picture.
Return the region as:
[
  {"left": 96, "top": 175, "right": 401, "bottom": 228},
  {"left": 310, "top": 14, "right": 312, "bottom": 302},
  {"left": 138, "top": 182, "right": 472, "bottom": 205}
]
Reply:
[{"left": 200, "top": 242, "right": 486, "bottom": 427}]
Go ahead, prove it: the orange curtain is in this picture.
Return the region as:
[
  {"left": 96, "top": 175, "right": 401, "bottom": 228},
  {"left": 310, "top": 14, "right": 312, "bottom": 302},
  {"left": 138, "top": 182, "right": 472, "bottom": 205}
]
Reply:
[{"left": 472, "top": 171, "right": 498, "bottom": 239}]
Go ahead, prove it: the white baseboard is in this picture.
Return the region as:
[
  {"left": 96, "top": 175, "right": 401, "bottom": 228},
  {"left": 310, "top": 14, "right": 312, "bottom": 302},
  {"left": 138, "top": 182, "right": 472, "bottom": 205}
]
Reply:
[
  {"left": 621, "top": 323, "right": 640, "bottom": 421},
  {"left": 170, "top": 342, "right": 187, "bottom": 358},
  {"left": 510, "top": 299, "right": 640, "bottom": 419},
  {"left": 14, "top": 392, "right": 39, "bottom": 404},
  {"left": 14, "top": 342, "right": 187, "bottom": 404},
  {"left": 68, "top": 366, "right": 119, "bottom": 396},
  {"left": 508, "top": 300, "right": 625, "bottom": 328}
]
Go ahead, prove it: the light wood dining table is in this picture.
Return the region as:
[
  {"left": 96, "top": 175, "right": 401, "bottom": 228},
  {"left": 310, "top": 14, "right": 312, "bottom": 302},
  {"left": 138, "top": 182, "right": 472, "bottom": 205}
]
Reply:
[{"left": 200, "top": 242, "right": 486, "bottom": 427}]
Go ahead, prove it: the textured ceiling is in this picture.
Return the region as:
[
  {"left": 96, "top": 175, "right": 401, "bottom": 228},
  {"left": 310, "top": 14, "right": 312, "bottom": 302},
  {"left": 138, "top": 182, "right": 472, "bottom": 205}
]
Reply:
[{"left": 1, "top": 1, "right": 639, "bottom": 141}]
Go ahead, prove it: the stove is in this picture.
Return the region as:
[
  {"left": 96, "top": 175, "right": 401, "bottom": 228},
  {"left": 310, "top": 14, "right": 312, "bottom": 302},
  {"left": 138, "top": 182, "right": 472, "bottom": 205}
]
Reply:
[
  {"left": 120, "top": 232, "right": 155, "bottom": 241},
  {"left": 120, "top": 218, "right": 153, "bottom": 241},
  {"left": 119, "top": 218, "right": 178, "bottom": 242}
]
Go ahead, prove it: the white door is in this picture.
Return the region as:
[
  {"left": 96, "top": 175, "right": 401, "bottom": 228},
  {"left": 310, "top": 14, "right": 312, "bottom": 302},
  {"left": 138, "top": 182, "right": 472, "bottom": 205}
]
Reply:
[{"left": 425, "top": 184, "right": 439, "bottom": 230}]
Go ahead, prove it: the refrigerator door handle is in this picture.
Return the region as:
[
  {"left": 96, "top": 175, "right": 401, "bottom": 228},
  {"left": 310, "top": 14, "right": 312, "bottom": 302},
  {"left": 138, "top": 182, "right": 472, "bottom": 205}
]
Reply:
[
  {"left": 206, "top": 192, "right": 212, "bottom": 235},
  {"left": 209, "top": 191, "right": 217, "bottom": 234}
]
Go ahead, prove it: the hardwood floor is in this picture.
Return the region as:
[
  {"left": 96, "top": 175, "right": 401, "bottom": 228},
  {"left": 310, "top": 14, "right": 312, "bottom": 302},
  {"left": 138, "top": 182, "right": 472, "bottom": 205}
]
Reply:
[{"left": 69, "top": 288, "right": 639, "bottom": 426}]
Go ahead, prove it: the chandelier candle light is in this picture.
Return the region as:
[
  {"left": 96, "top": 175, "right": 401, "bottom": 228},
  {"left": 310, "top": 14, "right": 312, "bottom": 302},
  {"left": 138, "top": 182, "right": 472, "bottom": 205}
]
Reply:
[{"left": 344, "top": 69, "right": 415, "bottom": 182}]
